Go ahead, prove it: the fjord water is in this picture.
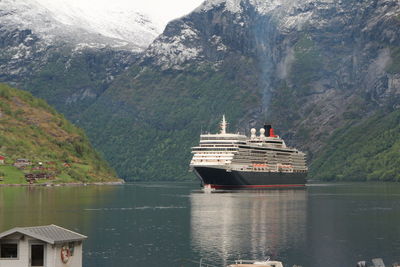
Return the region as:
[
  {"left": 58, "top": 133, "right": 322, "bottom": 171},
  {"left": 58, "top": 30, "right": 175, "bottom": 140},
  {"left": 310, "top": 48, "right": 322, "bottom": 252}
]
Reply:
[{"left": 1, "top": 183, "right": 400, "bottom": 267}]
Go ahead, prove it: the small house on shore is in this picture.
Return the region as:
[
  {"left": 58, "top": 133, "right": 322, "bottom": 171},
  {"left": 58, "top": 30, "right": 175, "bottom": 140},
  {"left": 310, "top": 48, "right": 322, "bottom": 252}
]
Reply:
[
  {"left": 0, "top": 224, "right": 87, "bottom": 267},
  {"left": 0, "top": 156, "right": 5, "bottom": 164},
  {"left": 13, "top": 158, "right": 31, "bottom": 168}
]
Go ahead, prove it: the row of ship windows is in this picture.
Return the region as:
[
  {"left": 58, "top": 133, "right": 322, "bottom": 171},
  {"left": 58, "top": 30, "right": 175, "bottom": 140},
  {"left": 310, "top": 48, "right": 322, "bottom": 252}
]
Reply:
[
  {"left": 200, "top": 142, "right": 246, "bottom": 145},
  {"left": 248, "top": 140, "right": 283, "bottom": 143},
  {"left": 235, "top": 168, "right": 307, "bottom": 172},
  {"left": 193, "top": 157, "right": 233, "bottom": 159},
  {"left": 193, "top": 148, "right": 303, "bottom": 156},
  {"left": 233, "top": 161, "right": 306, "bottom": 166},
  {"left": 237, "top": 151, "right": 291, "bottom": 155},
  {"left": 201, "top": 137, "right": 246, "bottom": 140},
  {"left": 196, "top": 160, "right": 229, "bottom": 163},
  {"left": 194, "top": 152, "right": 305, "bottom": 160},
  {"left": 235, "top": 155, "right": 292, "bottom": 159},
  {"left": 239, "top": 146, "right": 297, "bottom": 153},
  {"left": 200, "top": 144, "right": 237, "bottom": 147},
  {"left": 247, "top": 162, "right": 292, "bottom": 165},
  {"left": 235, "top": 154, "right": 304, "bottom": 158},
  {"left": 193, "top": 148, "right": 238, "bottom": 151}
]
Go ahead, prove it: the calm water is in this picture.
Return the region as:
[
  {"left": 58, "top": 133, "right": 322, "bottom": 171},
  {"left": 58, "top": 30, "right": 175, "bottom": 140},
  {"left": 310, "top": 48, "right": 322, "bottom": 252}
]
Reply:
[{"left": 1, "top": 182, "right": 400, "bottom": 267}]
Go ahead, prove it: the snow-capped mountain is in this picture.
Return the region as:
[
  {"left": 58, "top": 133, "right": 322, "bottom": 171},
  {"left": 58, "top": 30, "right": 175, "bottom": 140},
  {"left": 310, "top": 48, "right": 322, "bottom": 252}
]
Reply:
[
  {"left": 143, "top": 0, "right": 317, "bottom": 69},
  {"left": 0, "top": 0, "right": 160, "bottom": 51},
  {"left": 0, "top": 0, "right": 142, "bottom": 121}
]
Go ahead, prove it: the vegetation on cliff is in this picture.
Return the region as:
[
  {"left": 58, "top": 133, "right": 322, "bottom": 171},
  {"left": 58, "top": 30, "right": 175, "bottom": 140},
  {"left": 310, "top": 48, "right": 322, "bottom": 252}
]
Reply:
[
  {"left": 80, "top": 58, "right": 261, "bottom": 180},
  {"left": 0, "top": 84, "right": 119, "bottom": 184},
  {"left": 310, "top": 110, "right": 400, "bottom": 181}
]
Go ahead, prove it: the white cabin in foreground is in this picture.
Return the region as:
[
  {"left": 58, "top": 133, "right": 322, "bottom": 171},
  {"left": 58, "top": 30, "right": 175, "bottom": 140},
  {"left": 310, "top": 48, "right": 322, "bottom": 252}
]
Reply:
[{"left": 0, "top": 224, "right": 87, "bottom": 267}]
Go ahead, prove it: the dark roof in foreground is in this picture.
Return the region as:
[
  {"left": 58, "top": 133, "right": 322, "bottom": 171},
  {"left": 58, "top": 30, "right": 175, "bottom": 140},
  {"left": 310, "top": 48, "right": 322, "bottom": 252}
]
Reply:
[{"left": 0, "top": 224, "right": 87, "bottom": 244}]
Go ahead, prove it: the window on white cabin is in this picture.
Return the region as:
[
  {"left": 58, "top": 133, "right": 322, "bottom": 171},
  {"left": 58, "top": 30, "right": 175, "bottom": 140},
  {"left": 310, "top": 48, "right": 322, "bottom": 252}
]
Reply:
[{"left": 0, "top": 242, "right": 18, "bottom": 259}]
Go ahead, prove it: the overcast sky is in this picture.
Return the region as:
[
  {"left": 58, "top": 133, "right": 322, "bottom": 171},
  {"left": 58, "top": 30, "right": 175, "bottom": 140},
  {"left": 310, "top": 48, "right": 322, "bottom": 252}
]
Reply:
[{"left": 35, "top": 0, "right": 205, "bottom": 29}]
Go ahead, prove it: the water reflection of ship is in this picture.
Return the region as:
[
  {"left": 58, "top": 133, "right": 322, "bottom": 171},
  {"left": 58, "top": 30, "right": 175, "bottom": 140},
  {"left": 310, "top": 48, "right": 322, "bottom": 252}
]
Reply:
[{"left": 190, "top": 190, "right": 307, "bottom": 266}]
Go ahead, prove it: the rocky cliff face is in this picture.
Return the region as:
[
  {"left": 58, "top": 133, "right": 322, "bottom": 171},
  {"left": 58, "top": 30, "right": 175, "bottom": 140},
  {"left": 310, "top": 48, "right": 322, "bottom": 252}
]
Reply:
[
  {"left": 261, "top": 0, "right": 400, "bottom": 154},
  {"left": 143, "top": 0, "right": 400, "bottom": 141},
  {"left": 1, "top": 0, "right": 400, "bottom": 180}
]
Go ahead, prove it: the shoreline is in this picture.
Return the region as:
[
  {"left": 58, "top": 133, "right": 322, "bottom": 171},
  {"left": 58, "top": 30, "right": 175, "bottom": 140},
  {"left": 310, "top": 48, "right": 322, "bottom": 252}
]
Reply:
[{"left": 0, "top": 180, "right": 125, "bottom": 187}]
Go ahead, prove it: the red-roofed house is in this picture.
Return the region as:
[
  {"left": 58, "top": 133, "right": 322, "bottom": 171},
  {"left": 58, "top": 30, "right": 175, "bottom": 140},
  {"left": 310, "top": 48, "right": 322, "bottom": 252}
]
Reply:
[{"left": 0, "top": 156, "right": 5, "bottom": 164}]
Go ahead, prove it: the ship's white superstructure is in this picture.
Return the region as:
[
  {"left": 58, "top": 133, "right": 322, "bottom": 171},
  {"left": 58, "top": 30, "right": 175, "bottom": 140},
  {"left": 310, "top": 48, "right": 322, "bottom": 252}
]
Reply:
[{"left": 190, "top": 116, "right": 307, "bottom": 174}]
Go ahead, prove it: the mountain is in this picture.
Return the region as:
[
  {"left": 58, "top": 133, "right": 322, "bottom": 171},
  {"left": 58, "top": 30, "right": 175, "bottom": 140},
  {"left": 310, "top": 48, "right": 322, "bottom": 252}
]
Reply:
[
  {"left": 79, "top": 0, "right": 400, "bottom": 181},
  {"left": 0, "top": 0, "right": 157, "bottom": 120},
  {"left": 0, "top": 0, "right": 160, "bottom": 51},
  {"left": 1, "top": 0, "right": 399, "bottom": 181},
  {"left": 0, "top": 83, "right": 120, "bottom": 184}
]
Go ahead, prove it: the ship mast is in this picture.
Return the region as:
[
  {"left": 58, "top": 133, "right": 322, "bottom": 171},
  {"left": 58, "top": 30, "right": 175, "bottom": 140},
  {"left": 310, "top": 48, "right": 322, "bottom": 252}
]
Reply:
[{"left": 220, "top": 115, "right": 227, "bottom": 134}]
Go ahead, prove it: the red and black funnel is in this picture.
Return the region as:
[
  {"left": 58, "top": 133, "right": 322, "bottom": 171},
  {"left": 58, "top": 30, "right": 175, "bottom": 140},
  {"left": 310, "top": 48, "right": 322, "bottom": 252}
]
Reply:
[{"left": 264, "top": 124, "right": 277, "bottom": 137}]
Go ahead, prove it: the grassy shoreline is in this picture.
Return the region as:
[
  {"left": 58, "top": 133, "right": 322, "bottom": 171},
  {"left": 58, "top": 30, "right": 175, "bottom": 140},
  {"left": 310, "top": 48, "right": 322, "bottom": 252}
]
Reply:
[
  {"left": 0, "top": 83, "right": 120, "bottom": 183},
  {"left": 0, "top": 180, "right": 124, "bottom": 187}
]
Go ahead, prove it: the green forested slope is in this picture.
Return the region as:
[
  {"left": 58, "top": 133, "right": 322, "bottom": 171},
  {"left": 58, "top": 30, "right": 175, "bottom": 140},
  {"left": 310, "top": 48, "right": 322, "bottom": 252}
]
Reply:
[
  {"left": 0, "top": 84, "right": 120, "bottom": 184},
  {"left": 23, "top": 48, "right": 136, "bottom": 121},
  {"left": 80, "top": 58, "right": 261, "bottom": 180},
  {"left": 310, "top": 110, "right": 400, "bottom": 181}
]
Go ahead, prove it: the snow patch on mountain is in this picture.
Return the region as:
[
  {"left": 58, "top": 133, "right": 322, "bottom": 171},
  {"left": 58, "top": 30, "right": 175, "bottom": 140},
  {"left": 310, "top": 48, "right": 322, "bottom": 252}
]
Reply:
[
  {"left": 195, "top": 0, "right": 315, "bottom": 14},
  {"left": 210, "top": 35, "right": 227, "bottom": 51},
  {"left": 145, "top": 0, "right": 321, "bottom": 69},
  {"left": 195, "top": 0, "right": 338, "bottom": 22},
  {"left": 0, "top": 0, "right": 161, "bottom": 51},
  {"left": 33, "top": 0, "right": 161, "bottom": 49},
  {"left": 145, "top": 22, "right": 203, "bottom": 70}
]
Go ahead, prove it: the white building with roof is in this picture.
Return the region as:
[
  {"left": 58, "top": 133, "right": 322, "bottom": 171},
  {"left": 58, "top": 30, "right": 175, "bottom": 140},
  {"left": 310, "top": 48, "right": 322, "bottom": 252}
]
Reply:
[{"left": 0, "top": 224, "right": 87, "bottom": 267}]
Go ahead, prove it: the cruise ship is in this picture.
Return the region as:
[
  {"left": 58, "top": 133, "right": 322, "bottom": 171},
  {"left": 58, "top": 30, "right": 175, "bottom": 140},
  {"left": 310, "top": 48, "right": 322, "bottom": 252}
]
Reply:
[{"left": 189, "top": 116, "right": 307, "bottom": 189}]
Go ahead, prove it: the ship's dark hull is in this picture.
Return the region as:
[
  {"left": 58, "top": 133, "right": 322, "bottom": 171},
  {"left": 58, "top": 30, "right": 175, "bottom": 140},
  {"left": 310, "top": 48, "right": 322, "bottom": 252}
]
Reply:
[{"left": 193, "top": 167, "right": 307, "bottom": 189}]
